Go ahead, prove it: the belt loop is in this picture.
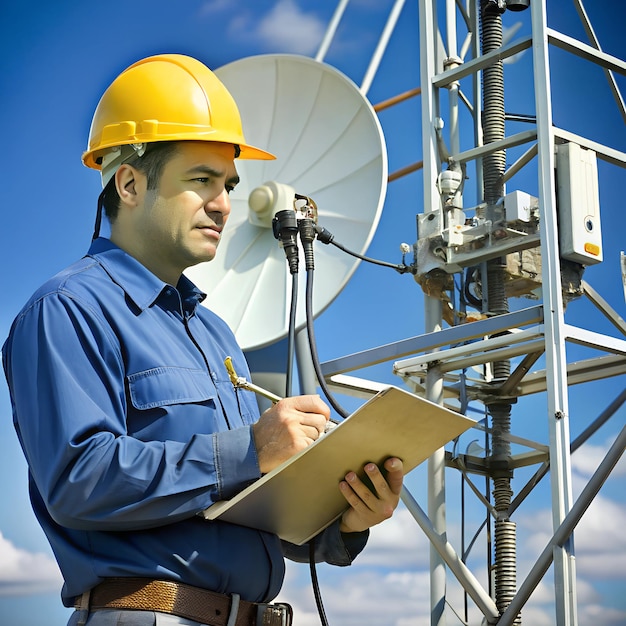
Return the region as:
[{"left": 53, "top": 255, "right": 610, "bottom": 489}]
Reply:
[
  {"left": 76, "top": 589, "right": 91, "bottom": 626},
  {"left": 226, "top": 592, "right": 240, "bottom": 626}
]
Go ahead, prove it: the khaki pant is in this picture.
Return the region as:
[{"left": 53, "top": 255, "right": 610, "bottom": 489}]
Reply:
[{"left": 68, "top": 609, "right": 216, "bottom": 626}]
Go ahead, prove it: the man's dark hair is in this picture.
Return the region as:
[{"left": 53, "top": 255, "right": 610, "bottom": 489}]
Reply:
[{"left": 101, "top": 141, "right": 180, "bottom": 222}]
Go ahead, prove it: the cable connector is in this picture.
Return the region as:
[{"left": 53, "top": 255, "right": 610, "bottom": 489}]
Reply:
[
  {"left": 298, "top": 218, "right": 317, "bottom": 271},
  {"left": 314, "top": 225, "right": 334, "bottom": 245},
  {"left": 272, "top": 209, "right": 299, "bottom": 275}
]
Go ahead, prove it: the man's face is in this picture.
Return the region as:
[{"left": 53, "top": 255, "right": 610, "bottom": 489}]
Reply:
[{"left": 130, "top": 141, "right": 240, "bottom": 284}]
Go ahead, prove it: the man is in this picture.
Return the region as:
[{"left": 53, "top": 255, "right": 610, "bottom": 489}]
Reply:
[{"left": 2, "top": 54, "right": 403, "bottom": 626}]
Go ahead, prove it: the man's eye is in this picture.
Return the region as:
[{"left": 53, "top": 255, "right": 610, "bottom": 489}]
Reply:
[
  {"left": 226, "top": 185, "right": 236, "bottom": 194},
  {"left": 194, "top": 177, "right": 209, "bottom": 184}
]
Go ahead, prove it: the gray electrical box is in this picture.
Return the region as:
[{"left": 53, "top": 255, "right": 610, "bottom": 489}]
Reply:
[{"left": 556, "top": 142, "right": 603, "bottom": 265}]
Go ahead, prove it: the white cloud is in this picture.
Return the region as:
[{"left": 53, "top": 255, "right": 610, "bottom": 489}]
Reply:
[
  {"left": 255, "top": 0, "right": 325, "bottom": 54},
  {"left": 224, "top": 0, "right": 325, "bottom": 55},
  {"left": 279, "top": 566, "right": 432, "bottom": 626},
  {"left": 517, "top": 444, "right": 626, "bottom": 581},
  {"left": 573, "top": 493, "right": 626, "bottom": 580},
  {"left": 0, "top": 531, "right": 61, "bottom": 596},
  {"left": 197, "top": 0, "right": 232, "bottom": 17},
  {"left": 517, "top": 507, "right": 553, "bottom": 561},
  {"left": 578, "top": 603, "right": 626, "bottom": 626},
  {"left": 515, "top": 487, "right": 626, "bottom": 624},
  {"left": 571, "top": 438, "right": 626, "bottom": 479},
  {"left": 355, "top": 507, "right": 431, "bottom": 568},
  {"left": 196, "top": 0, "right": 380, "bottom": 61}
]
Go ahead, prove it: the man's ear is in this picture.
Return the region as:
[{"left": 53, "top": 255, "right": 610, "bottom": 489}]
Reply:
[{"left": 115, "top": 164, "right": 142, "bottom": 208}]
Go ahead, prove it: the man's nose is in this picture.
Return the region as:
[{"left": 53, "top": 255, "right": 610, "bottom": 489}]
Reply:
[{"left": 207, "top": 187, "right": 231, "bottom": 216}]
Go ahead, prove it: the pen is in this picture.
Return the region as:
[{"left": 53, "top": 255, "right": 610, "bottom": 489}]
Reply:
[
  {"left": 223, "top": 356, "right": 338, "bottom": 430},
  {"left": 224, "top": 356, "right": 283, "bottom": 403}
]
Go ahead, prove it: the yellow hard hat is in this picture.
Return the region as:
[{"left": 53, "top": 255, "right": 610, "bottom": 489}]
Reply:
[{"left": 82, "top": 53, "right": 275, "bottom": 170}]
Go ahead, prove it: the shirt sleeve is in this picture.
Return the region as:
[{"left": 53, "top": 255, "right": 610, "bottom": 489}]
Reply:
[
  {"left": 281, "top": 521, "right": 369, "bottom": 566},
  {"left": 3, "top": 292, "right": 261, "bottom": 532}
]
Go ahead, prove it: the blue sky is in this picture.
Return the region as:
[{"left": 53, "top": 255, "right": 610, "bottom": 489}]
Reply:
[{"left": 1, "top": 1, "right": 625, "bottom": 625}]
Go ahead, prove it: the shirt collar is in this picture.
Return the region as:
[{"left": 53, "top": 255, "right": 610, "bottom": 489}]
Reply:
[{"left": 87, "top": 238, "right": 207, "bottom": 312}]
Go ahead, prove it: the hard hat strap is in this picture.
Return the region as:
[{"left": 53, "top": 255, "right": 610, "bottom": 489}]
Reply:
[{"left": 92, "top": 189, "right": 105, "bottom": 241}]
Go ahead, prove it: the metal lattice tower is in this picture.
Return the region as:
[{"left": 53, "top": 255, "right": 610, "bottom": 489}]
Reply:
[{"left": 319, "top": 0, "right": 626, "bottom": 624}]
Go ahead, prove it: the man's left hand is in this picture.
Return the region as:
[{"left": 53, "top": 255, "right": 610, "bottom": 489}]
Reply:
[{"left": 338, "top": 457, "right": 404, "bottom": 533}]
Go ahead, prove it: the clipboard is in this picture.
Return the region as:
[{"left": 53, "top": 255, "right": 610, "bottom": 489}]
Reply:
[{"left": 202, "top": 386, "right": 475, "bottom": 545}]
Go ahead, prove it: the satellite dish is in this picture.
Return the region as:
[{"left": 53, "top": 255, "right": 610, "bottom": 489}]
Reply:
[{"left": 185, "top": 54, "right": 388, "bottom": 350}]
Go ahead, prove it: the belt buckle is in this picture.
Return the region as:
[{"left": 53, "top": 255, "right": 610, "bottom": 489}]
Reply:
[{"left": 257, "top": 602, "right": 293, "bottom": 626}]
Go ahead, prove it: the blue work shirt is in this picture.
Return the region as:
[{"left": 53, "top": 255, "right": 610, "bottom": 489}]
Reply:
[{"left": 2, "top": 238, "right": 367, "bottom": 607}]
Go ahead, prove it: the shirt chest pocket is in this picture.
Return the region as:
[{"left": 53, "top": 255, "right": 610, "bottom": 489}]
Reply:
[{"left": 127, "top": 367, "right": 216, "bottom": 410}]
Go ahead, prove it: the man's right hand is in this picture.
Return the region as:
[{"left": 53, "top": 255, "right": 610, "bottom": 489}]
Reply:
[{"left": 251, "top": 395, "right": 330, "bottom": 473}]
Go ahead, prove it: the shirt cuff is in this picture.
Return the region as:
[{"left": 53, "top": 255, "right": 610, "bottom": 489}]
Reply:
[
  {"left": 283, "top": 520, "right": 368, "bottom": 566},
  {"left": 213, "top": 426, "right": 261, "bottom": 500},
  {"left": 329, "top": 521, "right": 370, "bottom": 565}
]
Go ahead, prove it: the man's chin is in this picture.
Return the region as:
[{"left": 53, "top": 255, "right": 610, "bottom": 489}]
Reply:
[{"left": 189, "top": 251, "right": 217, "bottom": 268}]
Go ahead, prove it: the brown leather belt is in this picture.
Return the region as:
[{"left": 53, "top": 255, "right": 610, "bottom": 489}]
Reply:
[{"left": 76, "top": 577, "right": 293, "bottom": 626}]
